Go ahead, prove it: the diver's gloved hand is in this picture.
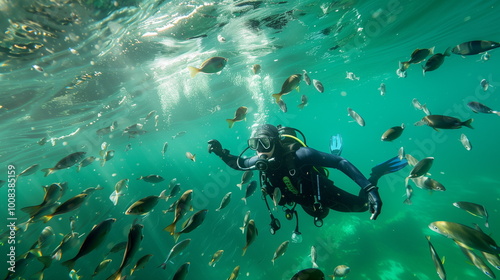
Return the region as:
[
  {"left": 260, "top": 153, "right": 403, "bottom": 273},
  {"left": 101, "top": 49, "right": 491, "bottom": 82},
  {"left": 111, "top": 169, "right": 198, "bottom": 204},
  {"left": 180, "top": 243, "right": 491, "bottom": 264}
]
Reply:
[
  {"left": 207, "top": 139, "right": 229, "bottom": 157},
  {"left": 364, "top": 184, "right": 382, "bottom": 220}
]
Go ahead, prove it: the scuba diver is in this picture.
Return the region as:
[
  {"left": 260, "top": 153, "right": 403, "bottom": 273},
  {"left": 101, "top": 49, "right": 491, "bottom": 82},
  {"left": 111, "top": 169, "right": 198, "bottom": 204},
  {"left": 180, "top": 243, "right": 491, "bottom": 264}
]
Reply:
[{"left": 207, "top": 124, "right": 407, "bottom": 236}]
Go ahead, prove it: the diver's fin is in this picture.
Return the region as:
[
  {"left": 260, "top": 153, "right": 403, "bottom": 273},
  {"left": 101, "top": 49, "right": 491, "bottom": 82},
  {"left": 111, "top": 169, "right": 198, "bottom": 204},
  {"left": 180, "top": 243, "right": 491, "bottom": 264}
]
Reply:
[{"left": 369, "top": 156, "right": 408, "bottom": 185}]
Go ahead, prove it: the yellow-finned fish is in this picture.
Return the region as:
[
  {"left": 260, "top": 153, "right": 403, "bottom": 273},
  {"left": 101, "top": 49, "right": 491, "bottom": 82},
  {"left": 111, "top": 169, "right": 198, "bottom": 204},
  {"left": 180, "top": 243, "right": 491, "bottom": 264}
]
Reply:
[
  {"left": 453, "top": 201, "right": 489, "bottom": 228},
  {"left": 429, "top": 221, "right": 500, "bottom": 255},
  {"left": 381, "top": 123, "right": 405, "bottom": 141},
  {"left": 125, "top": 190, "right": 167, "bottom": 215},
  {"left": 209, "top": 250, "right": 224, "bottom": 267},
  {"left": 271, "top": 240, "right": 289, "bottom": 265},
  {"left": 272, "top": 74, "right": 301, "bottom": 103},
  {"left": 42, "top": 193, "right": 89, "bottom": 222},
  {"left": 456, "top": 240, "right": 496, "bottom": 279},
  {"left": 164, "top": 190, "right": 193, "bottom": 234},
  {"left": 172, "top": 262, "right": 190, "bottom": 280},
  {"left": 425, "top": 236, "right": 446, "bottom": 280},
  {"left": 188, "top": 57, "right": 227, "bottom": 78},
  {"left": 42, "top": 152, "right": 86, "bottom": 176},
  {"left": 227, "top": 265, "right": 240, "bottom": 280},
  {"left": 130, "top": 254, "right": 153, "bottom": 276},
  {"left": 401, "top": 47, "right": 434, "bottom": 70},
  {"left": 62, "top": 218, "right": 116, "bottom": 270},
  {"left": 242, "top": 219, "right": 258, "bottom": 256},
  {"left": 159, "top": 239, "right": 191, "bottom": 269},
  {"left": 173, "top": 209, "right": 208, "bottom": 242},
  {"left": 226, "top": 106, "right": 247, "bottom": 128},
  {"left": 106, "top": 223, "right": 144, "bottom": 280}
]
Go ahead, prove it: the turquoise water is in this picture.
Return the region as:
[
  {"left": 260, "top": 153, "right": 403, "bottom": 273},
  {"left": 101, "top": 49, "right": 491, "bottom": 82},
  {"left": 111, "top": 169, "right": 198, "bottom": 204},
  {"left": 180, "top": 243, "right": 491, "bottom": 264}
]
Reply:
[{"left": 1, "top": 0, "right": 500, "bottom": 279}]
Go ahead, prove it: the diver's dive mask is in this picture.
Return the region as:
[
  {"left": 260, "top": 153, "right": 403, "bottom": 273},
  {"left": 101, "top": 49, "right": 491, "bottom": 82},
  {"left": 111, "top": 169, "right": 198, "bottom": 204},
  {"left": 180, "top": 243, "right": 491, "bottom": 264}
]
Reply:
[{"left": 248, "top": 136, "right": 275, "bottom": 152}]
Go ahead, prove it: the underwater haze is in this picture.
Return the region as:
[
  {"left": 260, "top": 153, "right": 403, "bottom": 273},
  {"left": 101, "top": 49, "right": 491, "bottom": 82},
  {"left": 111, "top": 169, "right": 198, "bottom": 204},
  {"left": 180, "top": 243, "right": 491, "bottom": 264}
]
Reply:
[{"left": 1, "top": 0, "right": 500, "bottom": 279}]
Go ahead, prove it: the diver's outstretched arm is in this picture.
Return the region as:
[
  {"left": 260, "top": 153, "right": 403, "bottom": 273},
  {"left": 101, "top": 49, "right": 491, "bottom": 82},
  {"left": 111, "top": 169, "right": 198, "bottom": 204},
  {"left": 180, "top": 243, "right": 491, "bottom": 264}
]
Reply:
[{"left": 208, "top": 139, "right": 254, "bottom": 170}]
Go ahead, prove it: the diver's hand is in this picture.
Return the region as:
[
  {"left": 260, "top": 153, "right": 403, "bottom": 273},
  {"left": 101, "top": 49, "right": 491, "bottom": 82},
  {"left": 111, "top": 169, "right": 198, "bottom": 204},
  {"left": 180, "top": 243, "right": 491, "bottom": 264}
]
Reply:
[
  {"left": 365, "top": 185, "right": 382, "bottom": 220},
  {"left": 207, "top": 139, "right": 228, "bottom": 157}
]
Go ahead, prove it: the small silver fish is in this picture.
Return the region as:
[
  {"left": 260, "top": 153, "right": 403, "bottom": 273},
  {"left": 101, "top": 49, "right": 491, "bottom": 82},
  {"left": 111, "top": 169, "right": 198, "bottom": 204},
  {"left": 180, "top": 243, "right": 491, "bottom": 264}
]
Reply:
[
  {"left": 347, "top": 107, "right": 365, "bottom": 126},
  {"left": 460, "top": 134, "right": 472, "bottom": 151},
  {"left": 396, "top": 68, "right": 407, "bottom": 78},
  {"left": 172, "top": 131, "right": 187, "bottom": 139},
  {"left": 162, "top": 142, "right": 169, "bottom": 156},
  {"left": 278, "top": 99, "right": 287, "bottom": 113},
  {"left": 412, "top": 98, "right": 424, "bottom": 110},
  {"left": 310, "top": 245, "right": 318, "bottom": 268},
  {"left": 302, "top": 70, "right": 311, "bottom": 85},
  {"left": 398, "top": 147, "right": 405, "bottom": 160},
  {"left": 480, "top": 52, "right": 491, "bottom": 61},
  {"left": 313, "top": 79, "right": 324, "bottom": 93},
  {"left": 345, "top": 71, "right": 360, "bottom": 80},
  {"left": 215, "top": 192, "right": 232, "bottom": 211},
  {"left": 271, "top": 240, "right": 289, "bottom": 265},
  {"left": 480, "top": 79, "right": 490, "bottom": 91},
  {"left": 297, "top": 95, "right": 308, "bottom": 109},
  {"left": 159, "top": 239, "right": 191, "bottom": 269},
  {"left": 272, "top": 187, "right": 281, "bottom": 207},
  {"left": 403, "top": 184, "right": 413, "bottom": 205},
  {"left": 378, "top": 83, "right": 386, "bottom": 96},
  {"left": 237, "top": 171, "right": 253, "bottom": 190},
  {"left": 467, "top": 101, "right": 500, "bottom": 115},
  {"left": 240, "top": 211, "right": 251, "bottom": 234}
]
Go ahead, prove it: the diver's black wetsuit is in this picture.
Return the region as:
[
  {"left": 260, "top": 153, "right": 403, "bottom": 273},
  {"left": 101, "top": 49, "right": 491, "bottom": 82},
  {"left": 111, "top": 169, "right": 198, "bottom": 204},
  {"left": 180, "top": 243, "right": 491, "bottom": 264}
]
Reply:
[{"left": 220, "top": 146, "right": 373, "bottom": 218}]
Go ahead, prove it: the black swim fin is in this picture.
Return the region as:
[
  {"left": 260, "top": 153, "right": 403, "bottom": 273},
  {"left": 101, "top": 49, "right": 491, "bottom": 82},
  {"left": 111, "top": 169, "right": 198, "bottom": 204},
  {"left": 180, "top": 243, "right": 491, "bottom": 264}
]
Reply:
[{"left": 368, "top": 156, "right": 408, "bottom": 185}]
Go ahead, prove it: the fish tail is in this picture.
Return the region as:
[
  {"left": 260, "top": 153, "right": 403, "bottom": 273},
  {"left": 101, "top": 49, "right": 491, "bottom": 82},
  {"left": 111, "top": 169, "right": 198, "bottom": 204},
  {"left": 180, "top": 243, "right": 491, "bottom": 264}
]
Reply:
[
  {"left": 242, "top": 246, "right": 247, "bottom": 256},
  {"left": 41, "top": 215, "right": 54, "bottom": 223},
  {"left": 443, "top": 47, "right": 452, "bottom": 56},
  {"left": 41, "top": 168, "right": 54, "bottom": 177},
  {"left": 187, "top": 66, "right": 200, "bottom": 78},
  {"left": 105, "top": 269, "right": 122, "bottom": 280},
  {"left": 76, "top": 165, "right": 81, "bottom": 172},
  {"left": 52, "top": 249, "right": 62, "bottom": 261},
  {"left": 61, "top": 258, "right": 76, "bottom": 271},
  {"left": 130, "top": 268, "right": 135, "bottom": 276},
  {"left": 158, "top": 189, "right": 168, "bottom": 201},
  {"left": 158, "top": 263, "right": 167, "bottom": 270},
  {"left": 31, "top": 271, "right": 43, "bottom": 280},
  {"left": 241, "top": 197, "right": 247, "bottom": 205},
  {"left": 401, "top": 61, "right": 410, "bottom": 71},
  {"left": 21, "top": 205, "right": 42, "bottom": 216},
  {"left": 109, "top": 191, "right": 119, "bottom": 205},
  {"left": 163, "top": 222, "right": 176, "bottom": 234},
  {"left": 312, "top": 262, "right": 318, "bottom": 268},
  {"left": 240, "top": 226, "right": 245, "bottom": 234},
  {"left": 236, "top": 183, "right": 242, "bottom": 190},
  {"left": 173, "top": 232, "right": 181, "bottom": 243},
  {"left": 494, "top": 111, "right": 500, "bottom": 117},
  {"left": 403, "top": 198, "right": 412, "bottom": 205},
  {"left": 226, "top": 119, "right": 235, "bottom": 128},
  {"left": 463, "top": 118, "right": 474, "bottom": 129},
  {"left": 272, "top": 93, "right": 281, "bottom": 104},
  {"left": 297, "top": 104, "right": 305, "bottom": 109},
  {"left": 421, "top": 66, "right": 426, "bottom": 77}
]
